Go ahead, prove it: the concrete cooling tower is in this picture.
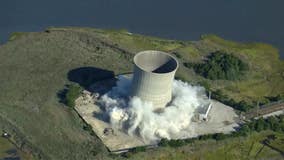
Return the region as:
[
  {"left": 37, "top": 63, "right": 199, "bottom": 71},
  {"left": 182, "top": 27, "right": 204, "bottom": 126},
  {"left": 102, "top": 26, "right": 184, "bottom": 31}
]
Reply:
[{"left": 131, "top": 50, "right": 179, "bottom": 110}]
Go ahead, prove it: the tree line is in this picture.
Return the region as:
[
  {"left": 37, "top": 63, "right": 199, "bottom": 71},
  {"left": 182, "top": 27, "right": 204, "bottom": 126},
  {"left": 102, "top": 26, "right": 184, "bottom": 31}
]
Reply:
[{"left": 210, "top": 89, "right": 284, "bottom": 112}]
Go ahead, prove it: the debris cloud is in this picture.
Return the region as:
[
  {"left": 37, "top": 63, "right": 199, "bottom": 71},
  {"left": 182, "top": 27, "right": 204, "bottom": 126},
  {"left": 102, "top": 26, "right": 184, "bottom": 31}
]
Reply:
[{"left": 99, "top": 76, "right": 209, "bottom": 142}]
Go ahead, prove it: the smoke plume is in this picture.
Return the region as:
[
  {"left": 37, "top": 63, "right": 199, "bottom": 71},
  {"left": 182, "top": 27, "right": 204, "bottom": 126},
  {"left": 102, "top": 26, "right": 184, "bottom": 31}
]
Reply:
[{"left": 99, "top": 76, "right": 209, "bottom": 143}]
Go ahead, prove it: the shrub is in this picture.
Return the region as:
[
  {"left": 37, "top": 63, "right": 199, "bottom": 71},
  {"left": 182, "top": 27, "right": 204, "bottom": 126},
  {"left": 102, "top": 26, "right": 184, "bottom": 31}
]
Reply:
[
  {"left": 199, "top": 134, "right": 213, "bottom": 140},
  {"left": 158, "top": 115, "right": 284, "bottom": 150},
  {"left": 238, "top": 124, "right": 250, "bottom": 136},
  {"left": 131, "top": 146, "right": 146, "bottom": 153},
  {"left": 213, "top": 133, "right": 227, "bottom": 141},
  {"left": 167, "top": 139, "right": 185, "bottom": 147},
  {"left": 172, "top": 52, "right": 182, "bottom": 58},
  {"left": 191, "top": 51, "right": 248, "bottom": 80},
  {"left": 159, "top": 138, "right": 189, "bottom": 148},
  {"left": 265, "top": 94, "right": 284, "bottom": 103},
  {"left": 198, "top": 80, "right": 211, "bottom": 91},
  {"left": 210, "top": 89, "right": 254, "bottom": 112},
  {"left": 255, "top": 118, "right": 265, "bottom": 132},
  {"left": 159, "top": 138, "right": 169, "bottom": 147},
  {"left": 65, "top": 84, "right": 82, "bottom": 108},
  {"left": 244, "top": 115, "right": 284, "bottom": 133},
  {"left": 83, "top": 124, "right": 93, "bottom": 132},
  {"left": 183, "top": 62, "right": 195, "bottom": 68}
]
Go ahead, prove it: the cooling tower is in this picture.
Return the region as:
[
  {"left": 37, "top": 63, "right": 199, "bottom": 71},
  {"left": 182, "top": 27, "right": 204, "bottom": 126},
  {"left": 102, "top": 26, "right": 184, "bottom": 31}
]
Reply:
[{"left": 131, "top": 50, "right": 178, "bottom": 110}]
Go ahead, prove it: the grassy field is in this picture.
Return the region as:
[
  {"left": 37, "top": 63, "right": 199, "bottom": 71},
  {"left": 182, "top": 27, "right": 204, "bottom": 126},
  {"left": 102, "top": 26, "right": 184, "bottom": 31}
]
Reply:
[
  {"left": 0, "top": 136, "right": 34, "bottom": 160},
  {"left": 47, "top": 27, "right": 284, "bottom": 104},
  {"left": 175, "top": 34, "right": 284, "bottom": 104},
  {"left": 0, "top": 27, "right": 283, "bottom": 159},
  {"left": 117, "top": 131, "right": 283, "bottom": 160}
]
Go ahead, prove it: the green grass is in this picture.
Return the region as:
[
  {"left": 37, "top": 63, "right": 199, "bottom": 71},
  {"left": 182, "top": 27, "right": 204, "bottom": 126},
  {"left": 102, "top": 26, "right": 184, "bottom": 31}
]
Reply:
[
  {"left": 0, "top": 137, "right": 13, "bottom": 158},
  {"left": 266, "top": 133, "right": 284, "bottom": 153},
  {"left": 8, "top": 32, "right": 28, "bottom": 41},
  {"left": 0, "top": 27, "right": 283, "bottom": 159},
  {"left": 118, "top": 131, "right": 283, "bottom": 160},
  {"left": 176, "top": 45, "right": 203, "bottom": 62},
  {"left": 0, "top": 28, "right": 125, "bottom": 159},
  {"left": 99, "top": 28, "right": 185, "bottom": 52},
  {"left": 177, "top": 34, "right": 284, "bottom": 104}
]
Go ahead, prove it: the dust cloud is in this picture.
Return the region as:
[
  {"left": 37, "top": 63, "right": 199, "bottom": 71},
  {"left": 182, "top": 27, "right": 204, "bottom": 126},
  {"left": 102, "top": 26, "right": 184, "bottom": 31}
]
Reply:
[{"left": 99, "top": 76, "right": 209, "bottom": 142}]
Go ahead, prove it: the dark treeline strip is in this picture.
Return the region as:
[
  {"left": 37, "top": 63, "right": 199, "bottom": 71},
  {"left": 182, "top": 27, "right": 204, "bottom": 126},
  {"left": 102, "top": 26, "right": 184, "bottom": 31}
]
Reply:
[{"left": 210, "top": 89, "right": 284, "bottom": 112}]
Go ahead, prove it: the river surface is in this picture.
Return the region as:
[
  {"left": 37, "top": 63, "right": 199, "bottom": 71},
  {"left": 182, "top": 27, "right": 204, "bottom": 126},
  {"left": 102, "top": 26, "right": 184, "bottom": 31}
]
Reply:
[{"left": 1, "top": 0, "right": 283, "bottom": 58}]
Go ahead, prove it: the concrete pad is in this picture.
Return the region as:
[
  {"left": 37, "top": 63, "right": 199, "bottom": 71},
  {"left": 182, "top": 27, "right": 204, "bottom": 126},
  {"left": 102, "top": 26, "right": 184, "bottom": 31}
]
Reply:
[
  {"left": 75, "top": 96, "right": 153, "bottom": 152},
  {"left": 75, "top": 75, "right": 240, "bottom": 152},
  {"left": 192, "top": 100, "right": 239, "bottom": 136}
]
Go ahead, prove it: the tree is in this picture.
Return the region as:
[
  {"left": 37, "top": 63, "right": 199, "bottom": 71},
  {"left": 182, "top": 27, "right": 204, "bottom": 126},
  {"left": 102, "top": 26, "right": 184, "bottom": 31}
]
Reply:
[
  {"left": 255, "top": 118, "right": 265, "bottom": 132},
  {"left": 238, "top": 124, "right": 250, "bottom": 136},
  {"left": 237, "top": 100, "right": 251, "bottom": 112},
  {"left": 266, "top": 116, "right": 279, "bottom": 131}
]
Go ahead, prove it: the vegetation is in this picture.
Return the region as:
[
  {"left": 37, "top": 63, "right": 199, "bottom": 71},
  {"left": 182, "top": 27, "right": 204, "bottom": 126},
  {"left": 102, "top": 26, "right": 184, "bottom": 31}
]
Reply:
[
  {"left": 265, "top": 94, "right": 284, "bottom": 103},
  {"left": 210, "top": 89, "right": 284, "bottom": 112},
  {"left": 8, "top": 32, "right": 27, "bottom": 41},
  {"left": 120, "top": 131, "right": 284, "bottom": 160},
  {"left": 246, "top": 115, "right": 284, "bottom": 133},
  {"left": 118, "top": 114, "right": 284, "bottom": 158},
  {"left": 157, "top": 115, "right": 284, "bottom": 149},
  {"left": 0, "top": 28, "right": 124, "bottom": 160},
  {"left": 65, "top": 84, "right": 82, "bottom": 108},
  {"left": 185, "top": 51, "right": 248, "bottom": 80},
  {"left": 130, "top": 146, "right": 147, "bottom": 153},
  {"left": 82, "top": 123, "right": 96, "bottom": 136},
  {"left": 210, "top": 89, "right": 254, "bottom": 112},
  {"left": 0, "top": 27, "right": 283, "bottom": 159},
  {"left": 0, "top": 136, "right": 34, "bottom": 159},
  {"left": 178, "top": 34, "right": 284, "bottom": 106}
]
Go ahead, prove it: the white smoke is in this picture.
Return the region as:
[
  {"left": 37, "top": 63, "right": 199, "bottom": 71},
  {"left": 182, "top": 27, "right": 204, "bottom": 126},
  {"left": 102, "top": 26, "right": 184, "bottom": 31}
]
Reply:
[{"left": 99, "top": 76, "right": 209, "bottom": 143}]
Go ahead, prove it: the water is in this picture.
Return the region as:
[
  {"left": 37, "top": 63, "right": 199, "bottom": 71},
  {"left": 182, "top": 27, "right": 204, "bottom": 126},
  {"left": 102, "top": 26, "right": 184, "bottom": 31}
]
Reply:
[{"left": 1, "top": 0, "right": 283, "bottom": 58}]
